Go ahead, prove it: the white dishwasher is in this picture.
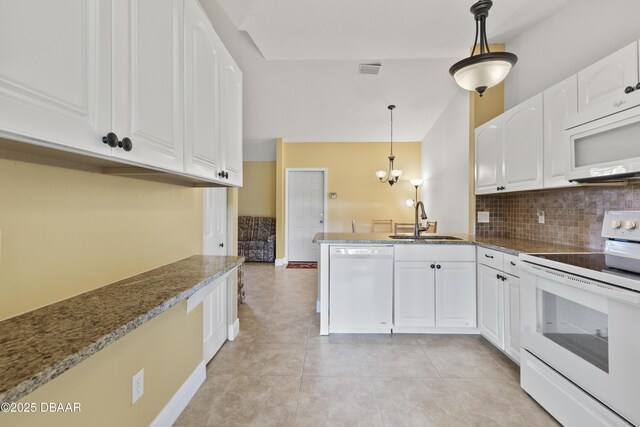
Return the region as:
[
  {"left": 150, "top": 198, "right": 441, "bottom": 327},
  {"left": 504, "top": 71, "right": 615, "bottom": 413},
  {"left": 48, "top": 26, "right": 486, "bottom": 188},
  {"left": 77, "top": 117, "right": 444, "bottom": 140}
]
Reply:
[{"left": 329, "top": 246, "right": 394, "bottom": 333}]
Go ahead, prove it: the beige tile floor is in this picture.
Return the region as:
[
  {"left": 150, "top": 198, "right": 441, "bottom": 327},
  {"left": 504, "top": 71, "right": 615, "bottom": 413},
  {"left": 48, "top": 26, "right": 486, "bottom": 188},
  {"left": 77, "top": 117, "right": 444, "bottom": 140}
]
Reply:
[{"left": 175, "top": 262, "right": 558, "bottom": 427}]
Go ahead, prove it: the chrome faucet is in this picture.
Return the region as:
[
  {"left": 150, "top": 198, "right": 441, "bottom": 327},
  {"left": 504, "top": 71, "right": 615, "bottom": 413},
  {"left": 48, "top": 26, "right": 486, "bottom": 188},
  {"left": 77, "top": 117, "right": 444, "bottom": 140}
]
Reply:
[{"left": 414, "top": 201, "right": 428, "bottom": 237}]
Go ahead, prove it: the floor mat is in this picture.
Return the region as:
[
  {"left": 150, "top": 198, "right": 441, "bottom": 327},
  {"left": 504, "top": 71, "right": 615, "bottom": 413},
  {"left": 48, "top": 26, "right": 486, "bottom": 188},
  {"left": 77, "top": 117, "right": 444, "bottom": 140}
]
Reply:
[{"left": 286, "top": 262, "right": 317, "bottom": 269}]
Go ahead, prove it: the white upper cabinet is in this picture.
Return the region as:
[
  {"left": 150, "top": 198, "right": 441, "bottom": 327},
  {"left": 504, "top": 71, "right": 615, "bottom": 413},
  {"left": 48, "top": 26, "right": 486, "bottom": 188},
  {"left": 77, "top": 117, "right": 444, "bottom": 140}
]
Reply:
[
  {"left": 220, "top": 50, "right": 243, "bottom": 187},
  {"left": 474, "top": 117, "right": 503, "bottom": 195},
  {"left": 474, "top": 94, "right": 542, "bottom": 195},
  {"left": 184, "top": 0, "right": 222, "bottom": 180},
  {"left": 184, "top": 0, "right": 243, "bottom": 186},
  {"left": 0, "top": 0, "right": 111, "bottom": 155},
  {"left": 543, "top": 75, "right": 578, "bottom": 188},
  {"left": 577, "top": 41, "right": 639, "bottom": 113},
  {"left": 502, "top": 94, "right": 543, "bottom": 192},
  {"left": 0, "top": 0, "right": 242, "bottom": 186},
  {"left": 111, "top": 0, "right": 184, "bottom": 171}
]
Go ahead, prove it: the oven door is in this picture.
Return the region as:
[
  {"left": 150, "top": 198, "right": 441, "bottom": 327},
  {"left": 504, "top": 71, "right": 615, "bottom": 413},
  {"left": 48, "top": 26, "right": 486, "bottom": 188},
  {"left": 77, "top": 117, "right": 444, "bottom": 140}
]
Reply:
[{"left": 520, "top": 262, "right": 640, "bottom": 425}]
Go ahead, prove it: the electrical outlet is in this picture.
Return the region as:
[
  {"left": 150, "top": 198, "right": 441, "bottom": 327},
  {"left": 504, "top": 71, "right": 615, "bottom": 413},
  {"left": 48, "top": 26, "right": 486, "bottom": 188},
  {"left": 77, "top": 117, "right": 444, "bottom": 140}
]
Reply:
[
  {"left": 537, "top": 210, "right": 545, "bottom": 224},
  {"left": 132, "top": 369, "right": 144, "bottom": 405},
  {"left": 477, "top": 212, "right": 490, "bottom": 223}
]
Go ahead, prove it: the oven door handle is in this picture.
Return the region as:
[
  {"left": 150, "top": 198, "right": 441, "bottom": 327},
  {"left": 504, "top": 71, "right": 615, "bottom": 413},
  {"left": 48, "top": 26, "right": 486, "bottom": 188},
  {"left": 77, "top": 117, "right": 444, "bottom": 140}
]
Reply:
[{"left": 520, "top": 261, "right": 640, "bottom": 306}]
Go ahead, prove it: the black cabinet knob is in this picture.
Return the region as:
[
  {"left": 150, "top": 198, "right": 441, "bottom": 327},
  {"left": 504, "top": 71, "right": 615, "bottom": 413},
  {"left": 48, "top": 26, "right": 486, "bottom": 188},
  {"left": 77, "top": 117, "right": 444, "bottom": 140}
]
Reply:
[
  {"left": 102, "top": 132, "right": 119, "bottom": 148},
  {"left": 436, "top": 265, "right": 441, "bottom": 269},
  {"left": 430, "top": 264, "right": 435, "bottom": 269},
  {"left": 225, "top": 171, "right": 229, "bottom": 179},
  {"left": 625, "top": 86, "right": 635, "bottom": 94},
  {"left": 119, "top": 137, "right": 133, "bottom": 152},
  {"left": 219, "top": 243, "right": 224, "bottom": 248},
  {"left": 636, "top": 83, "right": 640, "bottom": 91}
]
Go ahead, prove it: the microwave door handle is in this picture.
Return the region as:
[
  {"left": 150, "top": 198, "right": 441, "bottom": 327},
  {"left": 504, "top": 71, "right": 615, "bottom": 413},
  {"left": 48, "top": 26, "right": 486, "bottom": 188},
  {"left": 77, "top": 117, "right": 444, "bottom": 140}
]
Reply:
[{"left": 520, "top": 262, "right": 640, "bottom": 306}]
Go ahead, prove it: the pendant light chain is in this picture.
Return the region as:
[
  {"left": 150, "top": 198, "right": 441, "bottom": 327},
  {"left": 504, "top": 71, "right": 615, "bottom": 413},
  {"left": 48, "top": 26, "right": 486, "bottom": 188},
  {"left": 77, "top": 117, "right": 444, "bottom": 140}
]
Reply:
[{"left": 390, "top": 106, "right": 394, "bottom": 157}]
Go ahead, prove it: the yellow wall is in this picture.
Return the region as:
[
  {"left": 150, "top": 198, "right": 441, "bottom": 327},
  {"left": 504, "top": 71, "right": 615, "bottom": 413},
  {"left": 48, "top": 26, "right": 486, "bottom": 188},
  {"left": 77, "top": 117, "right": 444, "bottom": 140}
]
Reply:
[
  {"left": 468, "top": 44, "right": 506, "bottom": 232},
  {"left": 0, "top": 158, "right": 204, "bottom": 425},
  {"left": 7, "top": 300, "right": 202, "bottom": 427},
  {"left": 276, "top": 141, "right": 422, "bottom": 259},
  {"left": 238, "top": 161, "right": 276, "bottom": 217},
  {"left": 0, "top": 158, "right": 202, "bottom": 321}
]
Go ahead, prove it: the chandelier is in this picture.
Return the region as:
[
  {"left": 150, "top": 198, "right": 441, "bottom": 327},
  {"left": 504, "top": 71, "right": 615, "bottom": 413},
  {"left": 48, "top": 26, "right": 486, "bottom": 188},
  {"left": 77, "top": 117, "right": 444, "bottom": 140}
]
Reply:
[
  {"left": 449, "top": 0, "right": 518, "bottom": 97},
  {"left": 376, "top": 105, "right": 402, "bottom": 186}
]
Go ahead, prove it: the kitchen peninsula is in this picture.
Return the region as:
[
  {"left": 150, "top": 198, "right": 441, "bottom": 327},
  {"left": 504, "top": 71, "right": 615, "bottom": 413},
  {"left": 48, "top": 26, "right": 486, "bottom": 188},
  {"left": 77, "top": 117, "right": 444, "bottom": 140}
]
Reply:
[{"left": 313, "top": 232, "right": 587, "bottom": 342}]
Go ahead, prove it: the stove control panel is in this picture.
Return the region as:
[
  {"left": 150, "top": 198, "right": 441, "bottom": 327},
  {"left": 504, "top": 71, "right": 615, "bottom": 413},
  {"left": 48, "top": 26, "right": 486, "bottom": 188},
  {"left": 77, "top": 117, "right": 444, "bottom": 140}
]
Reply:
[{"left": 602, "top": 211, "right": 640, "bottom": 241}]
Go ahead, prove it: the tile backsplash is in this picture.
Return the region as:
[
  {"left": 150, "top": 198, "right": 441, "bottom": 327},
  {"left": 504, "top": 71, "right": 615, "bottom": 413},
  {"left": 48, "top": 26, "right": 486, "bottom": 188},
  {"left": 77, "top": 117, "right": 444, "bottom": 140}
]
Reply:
[{"left": 475, "top": 182, "right": 640, "bottom": 250}]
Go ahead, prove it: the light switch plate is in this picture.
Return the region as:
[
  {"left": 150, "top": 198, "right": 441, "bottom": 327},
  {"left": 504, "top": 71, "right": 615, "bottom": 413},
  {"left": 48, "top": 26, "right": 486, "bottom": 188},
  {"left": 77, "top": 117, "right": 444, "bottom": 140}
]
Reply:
[{"left": 478, "top": 212, "right": 490, "bottom": 223}]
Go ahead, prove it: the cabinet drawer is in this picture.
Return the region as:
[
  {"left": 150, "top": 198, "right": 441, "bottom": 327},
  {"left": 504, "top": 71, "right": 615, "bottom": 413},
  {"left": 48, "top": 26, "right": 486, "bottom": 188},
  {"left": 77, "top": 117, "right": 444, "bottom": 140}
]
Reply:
[
  {"left": 477, "top": 247, "right": 504, "bottom": 270},
  {"left": 394, "top": 245, "right": 476, "bottom": 262},
  {"left": 503, "top": 254, "right": 520, "bottom": 277}
]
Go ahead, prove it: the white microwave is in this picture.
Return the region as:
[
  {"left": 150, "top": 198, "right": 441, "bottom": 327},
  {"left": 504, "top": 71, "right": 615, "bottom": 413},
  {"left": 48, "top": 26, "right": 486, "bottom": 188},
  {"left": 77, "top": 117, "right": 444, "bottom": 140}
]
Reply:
[{"left": 565, "top": 89, "right": 640, "bottom": 182}]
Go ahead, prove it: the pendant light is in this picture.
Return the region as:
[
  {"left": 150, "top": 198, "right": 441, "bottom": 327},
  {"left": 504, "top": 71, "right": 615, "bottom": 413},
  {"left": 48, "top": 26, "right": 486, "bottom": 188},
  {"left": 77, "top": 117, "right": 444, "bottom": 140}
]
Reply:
[
  {"left": 376, "top": 105, "right": 402, "bottom": 186},
  {"left": 449, "top": 0, "right": 517, "bottom": 97}
]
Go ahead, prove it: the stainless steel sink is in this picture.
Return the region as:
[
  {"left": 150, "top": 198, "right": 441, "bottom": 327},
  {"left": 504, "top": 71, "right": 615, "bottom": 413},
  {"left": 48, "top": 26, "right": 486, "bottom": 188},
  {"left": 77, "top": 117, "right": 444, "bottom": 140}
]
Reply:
[{"left": 388, "top": 235, "right": 463, "bottom": 241}]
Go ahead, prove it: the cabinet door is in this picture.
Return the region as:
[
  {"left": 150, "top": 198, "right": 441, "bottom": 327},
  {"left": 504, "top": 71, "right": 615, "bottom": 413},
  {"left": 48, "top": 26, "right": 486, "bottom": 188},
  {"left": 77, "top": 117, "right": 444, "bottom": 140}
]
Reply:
[
  {"left": 394, "top": 262, "right": 435, "bottom": 328},
  {"left": 184, "top": 0, "right": 222, "bottom": 180},
  {"left": 474, "top": 117, "right": 503, "bottom": 195},
  {"left": 435, "top": 262, "right": 476, "bottom": 328},
  {"left": 112, "top": 0, "right": 184, "bottom": 171},
  {"left": 0, "top": 0, "right": 111, "bottom": 155},
  {"left": 502, "top": 94, "right": 543, "bottom": 192},
  {"left": 477, "top": 264, "right": 504, "bottom": 349},
  {"left": 220, "top": 51, "right": 243, "bottom": 187},
  {"left": 504, "top": 274, "right": 520, "bottom": 363},
  {"left": 203, "top": 279, "right": 227, "bottom": 363},
  {"left": 578, "top": 41, "right": 638, "bottom": 113},
  {"left": 543, "top": 75, "right": 578, "bottom": 189}
]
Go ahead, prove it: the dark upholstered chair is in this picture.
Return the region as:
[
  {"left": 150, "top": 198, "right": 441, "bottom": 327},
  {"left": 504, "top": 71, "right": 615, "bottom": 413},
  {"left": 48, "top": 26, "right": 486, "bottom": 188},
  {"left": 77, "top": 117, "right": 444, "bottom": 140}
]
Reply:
[{"left": 238, "top": 216, "right": 276, "bottom": 262}]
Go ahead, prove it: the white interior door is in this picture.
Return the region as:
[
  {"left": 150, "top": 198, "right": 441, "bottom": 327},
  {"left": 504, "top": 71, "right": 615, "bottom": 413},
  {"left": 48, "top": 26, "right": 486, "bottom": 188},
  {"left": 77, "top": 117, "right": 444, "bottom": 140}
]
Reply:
[
  {"left": 288, "top": 170, "right": 325, "bottom": 262},
  {"left": 203, "top": 188, "right": 227, "bottom": 256}
]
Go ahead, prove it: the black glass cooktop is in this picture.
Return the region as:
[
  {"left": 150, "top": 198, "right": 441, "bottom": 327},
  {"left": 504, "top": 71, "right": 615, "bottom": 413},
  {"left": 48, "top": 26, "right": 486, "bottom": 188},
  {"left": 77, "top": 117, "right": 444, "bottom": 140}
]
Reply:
[
  {"left": 533, "top": 253, "right": 607, "bottom": 271},
  {"left": 532, "top": 253, "right": 640, "bottom": 280}
]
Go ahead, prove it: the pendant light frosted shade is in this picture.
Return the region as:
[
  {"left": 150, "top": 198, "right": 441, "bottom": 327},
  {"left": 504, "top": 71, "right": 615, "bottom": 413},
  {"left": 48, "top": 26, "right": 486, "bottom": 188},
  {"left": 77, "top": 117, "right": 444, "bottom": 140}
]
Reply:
[
  {"left": 449, "top": 0, "right": 517, "bottom": 96},
  {"left": 450, "top": 52, "right": 517, "bottom": 94}
]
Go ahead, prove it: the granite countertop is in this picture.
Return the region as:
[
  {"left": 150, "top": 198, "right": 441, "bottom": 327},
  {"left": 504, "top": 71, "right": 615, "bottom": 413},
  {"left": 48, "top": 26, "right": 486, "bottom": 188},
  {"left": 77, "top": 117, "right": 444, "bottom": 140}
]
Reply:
[
  {"left": 0, "top": 255, "right": 244, "bottom": 403},
  {"left": 313, "top": 232, "right": 590, "bottom": 255}
]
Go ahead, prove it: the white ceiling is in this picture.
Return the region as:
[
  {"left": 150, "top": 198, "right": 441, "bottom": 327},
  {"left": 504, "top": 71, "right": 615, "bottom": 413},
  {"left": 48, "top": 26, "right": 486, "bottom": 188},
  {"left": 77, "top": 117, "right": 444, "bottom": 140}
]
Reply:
[
  {"left": 216, "top": 0, "right": 572, "bottom": 61},
  {"left": 200, "top": 0, "right": 573, "bottom": 153}
]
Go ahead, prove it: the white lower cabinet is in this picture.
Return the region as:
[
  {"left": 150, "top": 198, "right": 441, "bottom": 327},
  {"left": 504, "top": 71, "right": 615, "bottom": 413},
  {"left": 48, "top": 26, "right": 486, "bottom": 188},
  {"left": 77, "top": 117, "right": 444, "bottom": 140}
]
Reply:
[
  {"left": 202, "top": 279, "right": 228, "bottom": 363},
  {"left": 394, "top": 262, "right": 436, "bottom": 328},
  {"left": 504, "top": 274, "right": 521, "bottom": 362},
  {"left": 393, "top": 245, "right": 476, "bottom": 333},
  {"left": 477, "top": 263, "right": 504, "bottom": 347},
  {"left": 477, "top": 248, "right": 521, "bottom": 363}
]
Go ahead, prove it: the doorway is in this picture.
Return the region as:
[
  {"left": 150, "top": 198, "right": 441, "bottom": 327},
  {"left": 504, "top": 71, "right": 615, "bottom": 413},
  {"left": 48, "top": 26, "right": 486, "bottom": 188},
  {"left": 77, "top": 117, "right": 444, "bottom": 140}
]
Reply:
[{"left": 286, "top": 169, "right": 326, "bottom": 262}]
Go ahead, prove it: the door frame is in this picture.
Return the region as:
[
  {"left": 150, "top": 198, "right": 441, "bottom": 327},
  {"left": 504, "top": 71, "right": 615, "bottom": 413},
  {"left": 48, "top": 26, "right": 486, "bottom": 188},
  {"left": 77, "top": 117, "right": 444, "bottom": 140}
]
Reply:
[{"left": 284, "top": 168, "right": 328, "bottom": 265}]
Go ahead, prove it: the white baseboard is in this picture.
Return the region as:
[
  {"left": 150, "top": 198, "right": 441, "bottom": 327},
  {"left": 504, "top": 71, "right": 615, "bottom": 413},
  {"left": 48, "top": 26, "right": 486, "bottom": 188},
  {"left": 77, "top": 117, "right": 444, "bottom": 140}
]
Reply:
[
  {"left": 227, "top": 318, "right": 240, "bottom": 341},
  {"left": 149, "top": 361, "right": 206, "bottom": 427},
  {"left": 316, "top": 299, "right": 320, "bottom": 313},
  {"left": 275, "top": 258, "right": 288, "bottom": 267}
]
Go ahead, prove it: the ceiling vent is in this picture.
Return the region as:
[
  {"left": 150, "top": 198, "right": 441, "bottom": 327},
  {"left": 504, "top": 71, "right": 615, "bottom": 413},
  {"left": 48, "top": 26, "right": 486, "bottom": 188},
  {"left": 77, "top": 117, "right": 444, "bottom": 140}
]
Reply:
[{"left": 358, "top": 64, "right": 381, "bottom": 75}]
